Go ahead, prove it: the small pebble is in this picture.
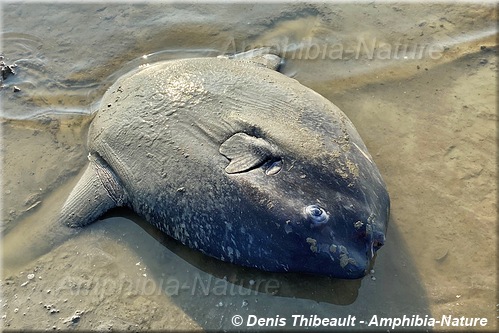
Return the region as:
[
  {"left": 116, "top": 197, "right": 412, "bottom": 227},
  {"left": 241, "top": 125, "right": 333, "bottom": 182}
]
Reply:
[
  {"left": 249, "top": 279, "right": 255, "bottom": 286},
  {"left": 371, "top": 276, "right": 376, "bottom": 281},
  {"left": 13, "top": 86, "right": 20, "bottom": 92},
  {"left": 27, "top": 274, "right": 35, "bottom": 280},
  {"left": 21, "top": 281, "right": 29, "bottom": 287},
  {"left": 370, "top": 269, "right": 375, "bottom": 274},
  {"left": 242, "top": 300, "right": 248, "bottom": 307},
  {"left": 70, "top": 314, "right": 81, "bottom": 323}
]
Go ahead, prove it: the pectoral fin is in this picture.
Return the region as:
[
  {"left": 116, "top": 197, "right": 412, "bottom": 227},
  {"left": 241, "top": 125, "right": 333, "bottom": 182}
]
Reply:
[{"left": 220, "top": 132, "right": 281, "bottom": 174}]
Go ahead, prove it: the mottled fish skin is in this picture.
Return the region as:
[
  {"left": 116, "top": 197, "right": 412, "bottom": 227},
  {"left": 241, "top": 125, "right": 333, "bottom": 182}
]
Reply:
[{"left": 59, "top": 51, "right": 390, "bottom": 279}]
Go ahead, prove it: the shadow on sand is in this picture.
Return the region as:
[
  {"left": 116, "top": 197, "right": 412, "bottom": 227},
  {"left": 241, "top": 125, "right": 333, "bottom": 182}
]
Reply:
[{"left": 97, "top": 208, "right": 431, "bottom": 330}]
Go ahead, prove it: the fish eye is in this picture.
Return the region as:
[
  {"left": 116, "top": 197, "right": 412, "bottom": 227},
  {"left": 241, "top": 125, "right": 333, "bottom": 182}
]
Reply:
[
  {"left": 310, "top": 207, "right": 322, "bottom": 216},
  {"left": 304, "top": 205, "right": 329, "bottom": 225}
]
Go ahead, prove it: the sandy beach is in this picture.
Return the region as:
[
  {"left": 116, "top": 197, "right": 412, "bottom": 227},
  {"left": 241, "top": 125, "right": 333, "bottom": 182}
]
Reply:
[{"left": 1, "top": 2, "right": 496, "bottom": 331}]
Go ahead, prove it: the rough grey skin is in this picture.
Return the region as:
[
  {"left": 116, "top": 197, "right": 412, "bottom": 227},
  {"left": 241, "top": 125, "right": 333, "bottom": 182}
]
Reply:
[{"left": 59, "top": 49, "right": 390, "bottom": 279}]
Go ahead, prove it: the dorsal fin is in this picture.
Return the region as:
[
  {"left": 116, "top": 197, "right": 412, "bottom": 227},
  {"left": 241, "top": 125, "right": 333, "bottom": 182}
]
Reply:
[{"left": 218, "top": 47, "right": 283, "bottom": 71}]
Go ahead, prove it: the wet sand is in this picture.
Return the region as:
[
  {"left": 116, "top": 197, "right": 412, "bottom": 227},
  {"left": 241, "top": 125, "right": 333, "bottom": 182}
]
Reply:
[{"left": 1, "top": 2, "right": 497, "bottom": 331}]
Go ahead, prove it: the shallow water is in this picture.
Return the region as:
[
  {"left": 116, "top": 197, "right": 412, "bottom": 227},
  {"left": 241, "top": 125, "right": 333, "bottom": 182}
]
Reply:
[{"left": 1, "top": 2, "right": 497, "bottom": 331}]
